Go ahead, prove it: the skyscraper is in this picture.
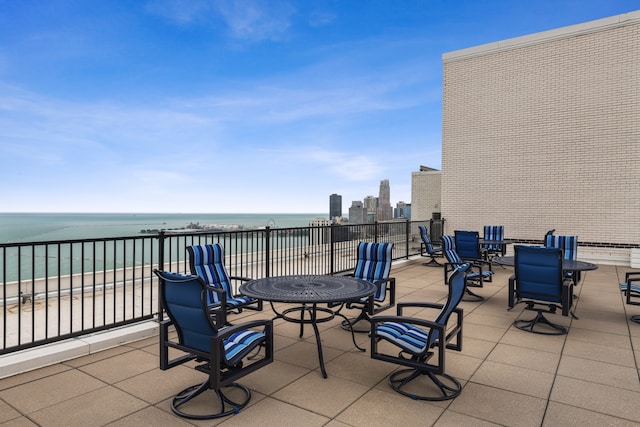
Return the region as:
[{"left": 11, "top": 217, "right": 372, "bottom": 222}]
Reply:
[
  {"left": 329, "top": 193, "right": 342, "bottom": 221},
  {"left": 348, "top": 201, "right": 367, "bottom": 224},
  {"left": 377, "top": 179, "right": 393, "bottom": 221}
]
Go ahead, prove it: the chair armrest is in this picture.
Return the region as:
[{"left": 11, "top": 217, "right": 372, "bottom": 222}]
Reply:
[
  {"left": 204, "top": 284, "right": 227, "bottom": 326},
  {"left": 229, "top": 275, "right": 252, "bottom": 282},
  {"left": 508, "top": 274, "right": 516, "bottom": 308},
  {"left": 561, "top": 278, "right": 574, "bottom": 316},
  {"left": 372, "top": 276, "right": 395, "bottom": 286},
  {"left": 395, "top": 301, "right": 444, "bottom": 316},
  {"left": 625, "top": 272, "right": 640, "bottom": 281}
]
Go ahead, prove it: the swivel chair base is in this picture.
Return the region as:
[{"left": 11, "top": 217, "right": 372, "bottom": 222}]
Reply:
[
  {"left": 172, "top": 381, "right": 251, "bottom": 420},
  {"left": 389, "top": 368, "right": 462, "bottom": 401},
  {"left": 513, "top": 312, "right": 567, "bottom": 335}
]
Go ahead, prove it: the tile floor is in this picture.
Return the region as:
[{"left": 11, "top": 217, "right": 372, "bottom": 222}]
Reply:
[{"left": 1, "top": 258, "right": 640, "bottom": 426}]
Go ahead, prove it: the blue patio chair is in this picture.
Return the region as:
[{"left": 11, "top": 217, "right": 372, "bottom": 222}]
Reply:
[
  {"left": 544, "top": 232, "right": 580, "bottom": 283},
  {"left": 620, "top": 272, "right": 640, "bottom": 324},
  {"left": 419, "top": 225, "right": 443, "bottom": 266},
  {"left": 154, "top": 270, "right": 273, "bottom": 420},
  {"left": 187, "top": 244, "right": 262, "bottom": 314},
  {"left": 442, "top": 235, "right": 492, "bottom": 301},
  {"left": 370, "top": 263, "right": 469, "bottom": 401},
  {"left": 482, "top": 225, "right": 505, "bottom": 257},
  {"left": 508, "top": 245, "right": 575, "bottom": 335},
  {"left": 339, "top": 242, "right": 396, "bottom": 332},
  {"left": 455, "top": 230, "right": 489, "bottom": 262}
]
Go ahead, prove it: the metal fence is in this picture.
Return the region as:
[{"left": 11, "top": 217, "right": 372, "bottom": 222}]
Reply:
[{"left": 0, "top": 219, "right": 444, "bottom": 355}]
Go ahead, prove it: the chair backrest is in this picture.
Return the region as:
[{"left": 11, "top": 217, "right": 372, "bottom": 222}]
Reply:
[
  {"left": 156, "top": 270, "right": 216, "bottom": 354},
  {"left": 513, "top": 245, "right": 564, "bottom": 303},
  {"left": 441, "top": 235, "right": 463, "bottom": 264},
  {"left": 544, "top": 234, "right": 578, "bottom": 260},
  {"left": 419, "top": 225, "right": 437, "bottom": 254},
  {"left": 187, "top": 244, "right": 232, "bottom": 305},
  {"left": 454, "top": 230, "right": 481, "bottom": 260},
  {"left": 483, "top": 225, "right": 504, "bottom": 250},
  {"left": 353, "top": 242, "right": 393, "bottom": 300},
  {"left": 429, "top": 263, "right": 469, "bottom": 347}
]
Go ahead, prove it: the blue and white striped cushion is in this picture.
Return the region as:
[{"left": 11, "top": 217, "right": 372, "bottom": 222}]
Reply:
[
  {"left": 353, "top": 242, "right": 393, "bottom": 301},
  {"left": 223, "top": 329, "right": 265, "bottom": 366},
  {"left": 620, "top": 282, "right": 640, "bottom": 294},
  {"left": 375, "top": 321, "right": 432, "bottom": 355},
  {"left": 227, "top": 296, "right": 254, "bottom": 307},
  {"left": 188, "top": 244, "right": 234, "bottom": 305},
  {"left": 442, "top": 235, "right": 462, "bottom": 264},
  {"left": 483, "top": 225, "right": 504, "bottom": 251}
]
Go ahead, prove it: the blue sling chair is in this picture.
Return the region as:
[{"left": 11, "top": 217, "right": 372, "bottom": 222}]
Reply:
[
  {"left": 370, "top": 263, "right": 469, "bottom": 401},
  {"left": 508, "top": 245, "right": 575, "bottom": 335},
  {"left": 442, "top": 235, "right": 492, "bottom": 301},
  {"left": 419, "top": 225, "right": 443, "bottom": 266},
  {"left": 188, "top": 244, "right": 262, "bottom": 316},
  {"left": 482, "top": 225, "right": 505, "bottom": 258},
  {"left": 544, "top": 230, "right": 580, "bottom": 284},
  {"left": 338, "top": 242, "right": 396, "bottom": 332},
  {"left": 620, "top": 272, "right": 640, "bottom": 324},
  {"left": 154, "top": 270, "right": 273, "bottom": 420}
]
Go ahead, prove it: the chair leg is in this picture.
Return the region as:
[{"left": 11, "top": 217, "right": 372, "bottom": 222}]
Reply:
[
  {"left": 422, "top": 256, "right": 442, "bottom": 267},
  {"left": 463, "top": 288, "right": 484, "bottom": 302},
  {"left": 513, "top": 311, "right": 567, "bottom": 335},
  {"left": 388, "top": 368, "right": 462, "bottom": 401},
  {"left": 172, "top": 381, "right": 252, "bottom": 420},
  {"left": 340, "top": 308, "right": 371, "bottom": 333}
]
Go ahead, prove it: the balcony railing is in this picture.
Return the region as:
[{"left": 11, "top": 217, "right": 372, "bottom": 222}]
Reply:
[{"left": 0, "top": 219, "right": 444, "bottom": 355}]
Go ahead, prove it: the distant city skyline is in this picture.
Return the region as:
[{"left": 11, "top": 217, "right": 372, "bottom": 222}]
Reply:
[
  {"left": 1, "top": 1, "right": 636, "bottom": 213},
  {"left": 337, "top": 178, "right": 410, "bottom": 223}
]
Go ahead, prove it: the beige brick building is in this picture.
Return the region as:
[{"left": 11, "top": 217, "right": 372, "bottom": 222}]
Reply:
[
  {"left": 411, "top": 165, "right": 441, "bottom": 222},
  {"left": 441, "top": 10, "right": 640, "bottom": 265}
]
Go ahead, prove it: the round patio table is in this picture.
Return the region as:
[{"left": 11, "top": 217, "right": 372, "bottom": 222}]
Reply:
[
  {"left": 240, "top": 275, "right": 376, "bottom": 378},
  {"left": 492, "top": 256, "right": 598, "bottom": 272}
]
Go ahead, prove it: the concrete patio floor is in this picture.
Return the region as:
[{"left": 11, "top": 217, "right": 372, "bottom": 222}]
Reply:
[{"left": 1, "top": 258, "right": 640, "bottom": 426}]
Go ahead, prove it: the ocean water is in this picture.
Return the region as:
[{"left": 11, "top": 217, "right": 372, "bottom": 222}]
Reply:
[{"left": 0, "top": 213, "right": 326, "bottom": 244}]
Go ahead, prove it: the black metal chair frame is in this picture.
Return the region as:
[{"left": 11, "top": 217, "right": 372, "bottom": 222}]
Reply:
[
  {"left": 156, "top": 270, "right": 274, "bottom": 420},
  {"left": 621, "top": 272, "right": 640, "bottom": 324},
  {"left": 339, "top": 276, "right": 395, "bottom": 333},
  {"left": 419, "top": 225, "right": 443, "bottom": 266},
  {"left": 337, "top": 242, "right": 396, "bottom": 333},
  {"left": 442, "top": 235, "right": 492, "bottom": 302},
  {"left": 187, "top": 244, "right": 263, "bottom": 316},
  {"left": 370, "top": 265, "right": 466, "bottom": 401},
  {"left": 508, "top": 247, "right": 575, "bottom": 335}
]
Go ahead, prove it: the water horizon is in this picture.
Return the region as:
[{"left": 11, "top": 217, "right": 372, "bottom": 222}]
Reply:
[{"left": 0, "top": 212, "right": 327, "bottom": 244}]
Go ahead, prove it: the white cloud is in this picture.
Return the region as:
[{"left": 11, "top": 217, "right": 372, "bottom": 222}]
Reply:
[{"left": 213, "top": 0, "right": 295, "bottom": 42}]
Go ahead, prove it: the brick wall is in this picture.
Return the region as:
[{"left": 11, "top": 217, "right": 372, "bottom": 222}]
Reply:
[{"left": 441, "top": 12, "right": 640, "bottom": 262}]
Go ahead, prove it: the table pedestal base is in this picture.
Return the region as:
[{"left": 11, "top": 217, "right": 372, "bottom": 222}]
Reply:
[{"left": 276, "top": 303, "right": 365, "bottom": 378}]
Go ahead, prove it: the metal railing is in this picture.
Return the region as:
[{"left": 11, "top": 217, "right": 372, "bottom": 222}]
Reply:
[{"left": 0, "top": 219, "right": 444, "bottom": 355}]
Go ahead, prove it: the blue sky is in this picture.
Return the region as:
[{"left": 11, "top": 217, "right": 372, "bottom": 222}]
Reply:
[{"left": 1, "top": 0, "right": 637, "bottom": 214}]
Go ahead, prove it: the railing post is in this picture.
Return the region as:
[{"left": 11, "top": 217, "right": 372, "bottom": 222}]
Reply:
[
  {"left": 265, "top": 227, "right": 271, "bottom": 278},
  {"left": 330, "top": 223, "right": 335, "bottom": 275},
  {"left": 157, "top": 231, "right": 165, "bottom": 321},
  {"left": 374, "top": 221, "right": 379, "bottom": 243},
  {"left": 405, "top": 219, "right": 410, "bottom": 259}
]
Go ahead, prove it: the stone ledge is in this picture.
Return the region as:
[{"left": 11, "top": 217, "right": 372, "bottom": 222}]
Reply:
[{"left": 0, "top": 320, "right": 159, "bottom": 379}]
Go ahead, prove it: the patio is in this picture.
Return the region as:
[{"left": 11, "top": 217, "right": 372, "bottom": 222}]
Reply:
[{"left": 1, "top": 257, "right": 640, "bottom": 426}]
